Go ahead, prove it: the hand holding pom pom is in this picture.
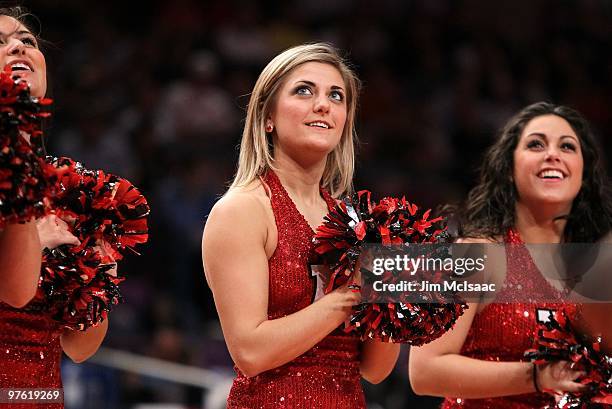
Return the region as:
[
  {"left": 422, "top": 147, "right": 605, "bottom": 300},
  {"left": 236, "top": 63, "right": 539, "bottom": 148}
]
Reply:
[
  {"left": 36, "top": 157, "right": 149, "bottom": 330},
  {"left": 312, "top": 190, "right": 467, "bottom": 345},
  {"left": 525, "top": 308, "right": 612, "bottom": 407},
  {"left": 36, "top": 214, "right": 81, "bottom": 250}
]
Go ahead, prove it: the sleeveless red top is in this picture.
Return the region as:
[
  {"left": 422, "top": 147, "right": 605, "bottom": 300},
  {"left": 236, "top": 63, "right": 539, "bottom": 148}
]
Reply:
[
  {"left": 227, "top": 171, "right": 365, "bottom": 408},
  {"left": 0, "top": 298, "right": 64, "bottom": 409},
  {"left": 441, "top": 229, "right": 562, "bottom": 408}
]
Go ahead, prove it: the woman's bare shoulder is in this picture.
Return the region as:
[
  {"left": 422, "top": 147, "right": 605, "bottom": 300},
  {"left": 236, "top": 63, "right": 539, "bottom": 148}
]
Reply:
[
  {"left": 211, "top": 181, "right": 270, "bottom": 217},
  {"left": 455, "top": 236, "right": 502, "bottom": 244}
]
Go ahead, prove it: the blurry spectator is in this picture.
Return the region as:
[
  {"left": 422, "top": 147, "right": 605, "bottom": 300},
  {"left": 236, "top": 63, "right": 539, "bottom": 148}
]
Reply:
[{"left": 153, "top": 51, "right": 238, "bottom": 148}]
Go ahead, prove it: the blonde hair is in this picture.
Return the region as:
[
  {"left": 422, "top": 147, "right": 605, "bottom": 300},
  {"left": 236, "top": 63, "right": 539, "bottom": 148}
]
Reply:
[{"left": 229, "top": 43, "right": 361, "bottom": 197}]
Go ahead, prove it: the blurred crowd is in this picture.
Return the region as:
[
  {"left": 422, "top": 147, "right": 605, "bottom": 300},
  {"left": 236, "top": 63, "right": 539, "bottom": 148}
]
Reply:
[{"left": 20, "top": 0, "right": 612, "bottom": 407}]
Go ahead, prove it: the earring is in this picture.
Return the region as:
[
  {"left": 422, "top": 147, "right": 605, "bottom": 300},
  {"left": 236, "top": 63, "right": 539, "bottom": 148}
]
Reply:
[{"left": 265, "top": 123, "right": 274, "bottom": 133}]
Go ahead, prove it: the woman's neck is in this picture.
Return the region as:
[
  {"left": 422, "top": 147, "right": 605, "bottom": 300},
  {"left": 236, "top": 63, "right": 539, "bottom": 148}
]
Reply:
[
  {"left": 272, "top": 151, "right": 326, "bottom": 205},
  {"left": 514, "top": 201, "right": 568, "bottom": 243}
]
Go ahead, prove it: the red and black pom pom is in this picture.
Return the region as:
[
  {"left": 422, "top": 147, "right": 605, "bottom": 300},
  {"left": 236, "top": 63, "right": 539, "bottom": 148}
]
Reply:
[
  {"left": 0, "top": 67, "right": 55, "bottom": 226},
  {"left": 525, "top": 308, "right": 612, "bottom": 408},
  {"left": 39, "top": 244, "right": 123, "bottom": 330},
  {"left": 312, "top": 190, "right": 467, "bottom": 344},
  {"left": 49, "top": 156, "right": 149, "bottom": 259},
  {"left": 38, "top": 157, "right": 150, "bottom": 330}
]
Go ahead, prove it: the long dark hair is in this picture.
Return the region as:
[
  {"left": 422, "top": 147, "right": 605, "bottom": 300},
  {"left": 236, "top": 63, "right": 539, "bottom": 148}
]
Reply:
[{"left": 457, "top": 102, "right": 612, "bottom": 242}]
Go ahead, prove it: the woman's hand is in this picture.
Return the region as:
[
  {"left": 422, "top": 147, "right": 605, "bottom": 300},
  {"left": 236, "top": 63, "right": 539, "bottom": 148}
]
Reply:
[
  {"left": 36, "top": 214, "right": 80, "bottom": 250},
  {"left": 318, "top": 279, "right": 362, "bottom": 316},
  {"left": 536, "top": 361, "right": 587, "bottom": 395}
]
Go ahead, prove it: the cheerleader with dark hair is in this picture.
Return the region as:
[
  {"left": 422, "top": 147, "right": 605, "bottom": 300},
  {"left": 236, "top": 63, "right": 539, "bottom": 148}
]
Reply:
[
  {"left": 0, "top": 8, "right": 149, "bottom": 408},
  {"left": 409, "top": 102, "right": 612, "bottom": 408}
]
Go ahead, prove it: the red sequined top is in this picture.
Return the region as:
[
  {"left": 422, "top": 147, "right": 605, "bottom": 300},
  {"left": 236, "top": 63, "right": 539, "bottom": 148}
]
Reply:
[
  {"left": 0, "top": 299, "right": 64, "bottom": 409},
  {"left": 226, "top": 171, "right": 365, "bottom": 409},
  {"left": 441, "top": 229, "right": 562, "bottom": 409}
]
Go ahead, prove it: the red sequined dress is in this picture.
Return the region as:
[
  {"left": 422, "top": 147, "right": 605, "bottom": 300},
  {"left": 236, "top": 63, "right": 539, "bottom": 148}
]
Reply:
[
  {"left": 226, "top": 171, "right": 365, "bottom": 408},
  {"left": 441, "top": 229, "right": 563, "bottom": 409},
  {"left": 0, "top": 297, "right": 64, "bottom": 409}
]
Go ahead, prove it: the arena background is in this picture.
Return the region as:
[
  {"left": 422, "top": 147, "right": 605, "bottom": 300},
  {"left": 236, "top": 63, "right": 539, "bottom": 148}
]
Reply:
[{"left": 16, "top": 0, "right": 612, "bottom": 407}]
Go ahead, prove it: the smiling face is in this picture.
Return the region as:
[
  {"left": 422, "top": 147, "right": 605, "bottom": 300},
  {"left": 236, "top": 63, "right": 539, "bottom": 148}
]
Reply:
[
  {"left": 513, "top": 114, "right": 584, "bottom": 212},
  {"left": 0, "top": 15, "right": 46, "bottom": 98},
  {"left": 269, "top": 61, "right": 347, "bottom": 162}
]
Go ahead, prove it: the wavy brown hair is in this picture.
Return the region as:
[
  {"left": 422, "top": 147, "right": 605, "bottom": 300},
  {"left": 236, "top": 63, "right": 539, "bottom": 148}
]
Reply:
[{"left": 457, "top": 102, "right": 612, "bottom": 242}]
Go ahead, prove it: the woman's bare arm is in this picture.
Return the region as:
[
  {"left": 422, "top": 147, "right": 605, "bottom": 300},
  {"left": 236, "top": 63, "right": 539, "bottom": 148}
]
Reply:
[
  {"left": 203, "top": 191, "right": 360, "bottom": 377},
  {"left": 0, "top": 222, "right": 41, "bottom": 307},
  {"left": 360, "top": 340, "right": 400, "bottom": 384},
  {"left": 409, "top": 238, "right": 585, "bottom": 398}
]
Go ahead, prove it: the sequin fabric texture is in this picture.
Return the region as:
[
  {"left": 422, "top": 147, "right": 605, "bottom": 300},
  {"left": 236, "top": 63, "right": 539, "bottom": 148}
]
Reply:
[
  {"left": 227, "top": 171, "right": 365, "bottom": 409},
  {"left": 441, "top": 229, "right": 563, "bottom": 409},
  {"left": 0, "top": 299, "right": 64, "bottom": 409}
]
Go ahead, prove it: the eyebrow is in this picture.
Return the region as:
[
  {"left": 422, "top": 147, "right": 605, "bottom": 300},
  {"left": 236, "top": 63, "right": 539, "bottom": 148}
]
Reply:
[
  {"left": 295, "top": 80, "right": 345, "bottom": 91},
  {"left": 527, "top": 132, "right": 580, "bottom": 143},
  {"left": 0, "top": 30, "right": 34, "bottom": 36}
]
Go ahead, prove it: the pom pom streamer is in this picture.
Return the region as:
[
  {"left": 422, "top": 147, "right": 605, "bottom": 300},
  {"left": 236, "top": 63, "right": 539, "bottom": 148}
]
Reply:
[
  {"left": 0, "top": 67, "right": 55, "bottom": 226},
  {"left": 39, "top": 244, "right": 123, "bottom": 331},
  {"left": 312, "top": 190, "right": 467, "bottom": 345},
  {"left": 49, "top": 156, "right": 150, "bottom": 259},
  {"left": 38, "top": 157, "right": 149, "bottom": 330},
  {"left": 525, "top": 308, "right": 612, "bottom": 408}
]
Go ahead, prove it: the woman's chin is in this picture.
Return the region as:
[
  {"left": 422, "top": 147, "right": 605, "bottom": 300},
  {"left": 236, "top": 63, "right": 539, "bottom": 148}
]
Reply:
[
  {"left": 522, "top": 194, "right": 575, "bottom": 212},
  {"left": 297, "top": 141, "right": 337, "bottom": 158},
  {"left": 277, "top": 137, "right": 340, "bottom": 165}
]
